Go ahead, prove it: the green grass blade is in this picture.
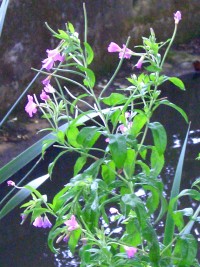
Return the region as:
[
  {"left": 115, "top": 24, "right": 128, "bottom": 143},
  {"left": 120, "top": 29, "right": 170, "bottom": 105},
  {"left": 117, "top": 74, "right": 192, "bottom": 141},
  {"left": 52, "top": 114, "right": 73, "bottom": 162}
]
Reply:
[
  {"left": 0, "top": 0, "right": 9, "bottom": 38},
  {"left": 163, "top": 124, "right": 190, "bottom": 249},
  {"left": 0, "top": 173, "right": 49, "bottom": 220}
]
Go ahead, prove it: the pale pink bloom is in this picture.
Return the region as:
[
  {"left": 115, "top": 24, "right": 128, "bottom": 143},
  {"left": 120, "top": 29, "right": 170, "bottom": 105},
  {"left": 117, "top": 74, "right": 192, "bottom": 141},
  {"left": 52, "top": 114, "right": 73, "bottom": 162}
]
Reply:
[
  {"left": 135, "top": 56, "right": 144, "bottom": 69},
  {"left": 42, "top": 48, "right": 65, "bottom": 71},
  {"left": 174, "top": 11, "right": 181, "bottom": 24},
  {"left": 109, "top": 207, "right": 119, "bottom": 214},
  {"left": 7, "top": 180, "right": 15, "bottom": 186},
  {"left": 119, "top": 45, "right": 133, "bottom": 59},
  {"left": 119, "top": 124, "right": 128, "bottom": 133},
  {"left": 108, "top": 42, "right": 133, "bottom": 59},
  {"left": 105, "top": 137, "right": 110, "bottom": 143},
  {"left": 40, "top": 90, "right": 50, "bottom": 101},
  {"left": 43, "top": 215, "right": 52, "bottom": 228},
  {"left": 108, "top": 42, "right": 121, "bottom": 53},
  {"left": 42, "top": 76, "right": 51, "bottom": 86},
  {"left": 44, "top": 84, "right": 56, "bottom": 93},
  {"left": 124, "top": 246, "right": 137, "bottom": 258},
  {"left": 33, "top": 216, "right": 44, "bottom": 228},
  {"left": 25, "top": 95, "right": 37, "bottom": 117},
  {"left": 33, "top": 215, "right": 52, "bottom": 228},
  {"left": 64, "top": 215, "right": 79, "bottom": 231}
]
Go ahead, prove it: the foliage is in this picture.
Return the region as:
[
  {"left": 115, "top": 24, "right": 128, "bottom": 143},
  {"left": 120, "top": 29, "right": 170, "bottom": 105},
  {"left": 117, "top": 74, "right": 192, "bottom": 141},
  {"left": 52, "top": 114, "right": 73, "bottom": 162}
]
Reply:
[{"left": 0, "top": 6, "right": 200, "bottom": 267}]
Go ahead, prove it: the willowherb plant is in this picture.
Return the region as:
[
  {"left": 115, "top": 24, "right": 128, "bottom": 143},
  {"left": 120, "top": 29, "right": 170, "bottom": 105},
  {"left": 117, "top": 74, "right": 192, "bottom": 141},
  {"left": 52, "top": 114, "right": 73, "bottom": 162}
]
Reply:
[{"left": 4, "top": 7, "right": 200, "bottom": 267}]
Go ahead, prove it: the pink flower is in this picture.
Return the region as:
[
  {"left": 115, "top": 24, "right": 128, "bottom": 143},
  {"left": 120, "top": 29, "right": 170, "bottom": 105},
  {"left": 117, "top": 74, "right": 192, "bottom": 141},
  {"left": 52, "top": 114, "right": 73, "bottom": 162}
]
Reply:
[
  {"left": 42, "top": 48, "right": 65, "bottom": 71},
  {"left": 108, "top": 42, "right": 133, "bottom": 59},
  {"left": 64, "top": 215, "right": 79, "bottom": 231},
  {"left": 124, "top": 246, "right": 137, "bottom": 258},
  {"left": 135, "top": 56, "right": 144, "bottom": 69},
  {"left": 105, "top": 137, "right": 110, "bottom": 143},
  {"left": 33, "top": 216, "right": 44, "bottom": 227},
  {"left": 174, "top": 11, "right": 181, "bottom": 24},
  {"left": 108, "top": 42, "right": 121, "bottom": 53},
  {"left": 42, "top": 76, "right": 51, "bottom": 86},
  {"left": 40, "top": 90, "right": 50, "bottom": 101},
  {"left": 25, "top": 95, "right": 37, "bottom": 117},
  {"left": 33, "top": 215, "right": 52, "bottom": 228},
  {"left": 109, "top": 207, "right": 119, "bottom": 214},
  {"left": 43, "top": 215, "right": 52, "bottom": 228},
  {"left": 119, "top": 45, "right": 133, "bottom": 59},
  {"left": 7, "top": 180, "right": 15, "bottom": 186},
  {"left": 119, "top": 124, "right": 128, "bottom": 133},
  {"left": 44, "top": 84, "right": 56, "bottom": 93}
]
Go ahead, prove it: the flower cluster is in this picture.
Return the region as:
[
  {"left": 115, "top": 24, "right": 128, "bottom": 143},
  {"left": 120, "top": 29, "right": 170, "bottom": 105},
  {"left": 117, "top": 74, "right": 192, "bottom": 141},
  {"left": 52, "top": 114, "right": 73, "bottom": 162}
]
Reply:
[
  {"left": 25, "top": 49, "right": 62, "bottom": 117},
  {"left": 33, "top": 215, "right": 52, "bottom": 228}
]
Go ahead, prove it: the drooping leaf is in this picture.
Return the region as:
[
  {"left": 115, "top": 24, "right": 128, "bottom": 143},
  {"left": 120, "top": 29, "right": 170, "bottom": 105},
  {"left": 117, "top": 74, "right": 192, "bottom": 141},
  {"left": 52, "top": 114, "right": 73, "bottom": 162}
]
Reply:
[
  {"left": 149, "top": 122, "right": 167, "bottom": 155},
  {"left": 158, "top": 99, "right": 188, "bottom": 123},
  {"left": 101, "top": 160, "right": 116, "bottom": 184},
  {"left": 84, "top": 42, "right": 94, "bottom": 65},
  {"left": 168, "top": 77, "right": 185, "bottom": 90},
  {"left": 109, "top": 134, "right": 127, "bottom": 169}
]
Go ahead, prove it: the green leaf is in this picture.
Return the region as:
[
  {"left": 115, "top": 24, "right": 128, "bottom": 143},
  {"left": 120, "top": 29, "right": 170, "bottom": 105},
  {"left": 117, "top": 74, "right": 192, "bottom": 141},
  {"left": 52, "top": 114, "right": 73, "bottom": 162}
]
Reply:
[
  {"left": 55, "top": 29, "right": 69, "bottom": 40},
  {"left": 56, "top": 130, "right": 65, "bottom": 144},
  {"left": 130, "top": 113, "right": 147, "bottom": 137},
  {"left": 124, "top": 149, "right": 135, "bottom": 178},
  {"left": 109, "top": 134, "right": 127, "bottom": 169},
  {"left": 101, "top": 161, "right": 116, "bottom": 184},
  {"left": 158, "top": 99, "right": 188, "bottom": 123},
  {"left": 102, "top": 93, "right": 127, "bottom": 106},
  {"left": 173, "top": 208, "right": 193, "bottom": 231},
  {"left": 145, "top": 65, "right": 161, "bottom": 72},
  {"left": 168, "top": 77, "right": 185, "bottom": 90},
  {"left": 74, "top": 156, "right": 87, "bottom": 176},
  {"left": 149, "top": 122, "right": 167, "bottom": 155},
  {"left": 84, "top": 42, "right": 94, "bottom": 65},
  {"left": 0, "top": 174, "right": 49, "bottom": 220},
  {"left": 66, "top": 125, "right": 80, "bottom": 148},
  {"left": 150, "top": 147, "right": 164, "bottom": 176},
  {"left": 173, "top": 234, "right": 197, "bottom": 266},
  {"left": 77, "top": 126, "right": 101, "bottom": 148},
  {"left": 68, "top": 22, "right": 75, "bottom": 33},
  {"left": 68, "top": 228, "right": 82, "bottom": 253},
  {"left": 144, "top": 184, "right": 160, "bottom": 215},
  {"left": 78, "top": 65, "right": 96, "bottom": 88}
]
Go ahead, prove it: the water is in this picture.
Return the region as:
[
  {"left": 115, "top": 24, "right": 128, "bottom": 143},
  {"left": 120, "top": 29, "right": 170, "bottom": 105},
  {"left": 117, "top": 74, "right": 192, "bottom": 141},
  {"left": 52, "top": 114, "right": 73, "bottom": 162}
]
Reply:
[{"left": 0, "top": 73, "right": 200, "bottom": 266}]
